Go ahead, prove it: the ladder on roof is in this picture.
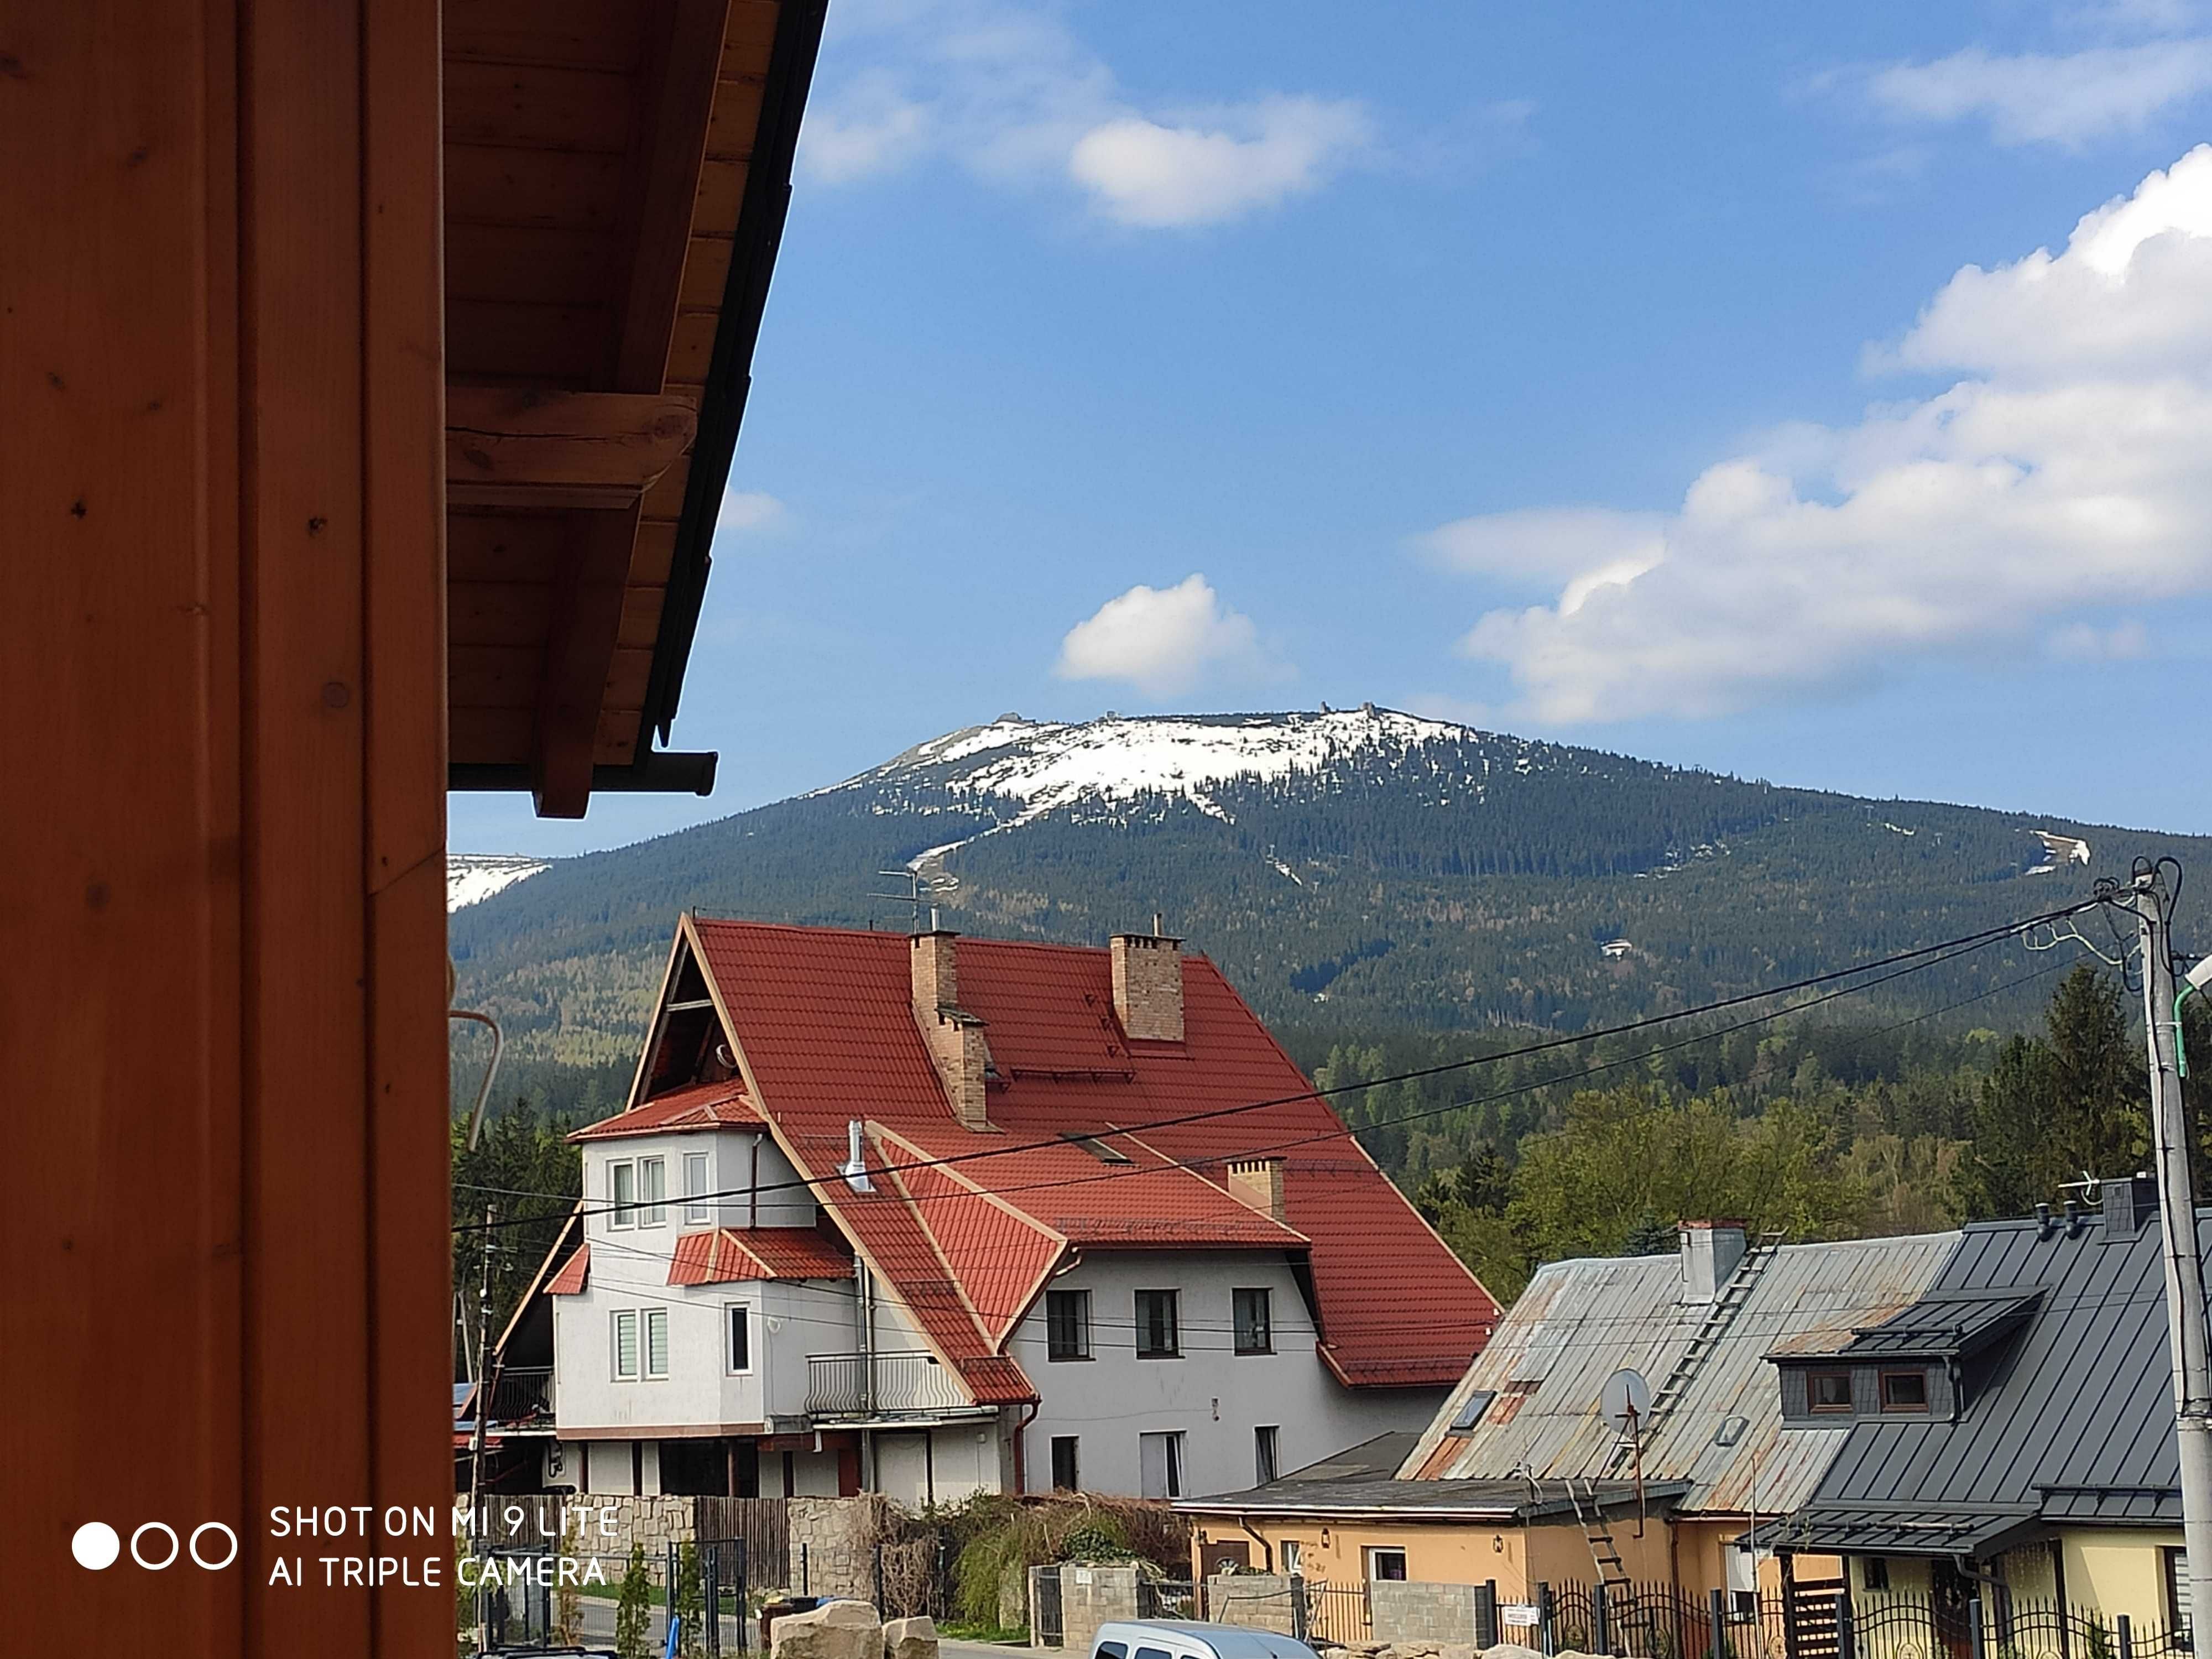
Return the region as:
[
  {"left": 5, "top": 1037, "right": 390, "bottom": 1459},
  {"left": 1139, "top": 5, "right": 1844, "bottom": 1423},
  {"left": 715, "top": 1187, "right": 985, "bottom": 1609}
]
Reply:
[
  {"left": 1598, "top": 1228, "right": 1788, "bottom": 1479},
  {"left": 1565, "top": 1475, "right": 1664, "bottom": 1657}
]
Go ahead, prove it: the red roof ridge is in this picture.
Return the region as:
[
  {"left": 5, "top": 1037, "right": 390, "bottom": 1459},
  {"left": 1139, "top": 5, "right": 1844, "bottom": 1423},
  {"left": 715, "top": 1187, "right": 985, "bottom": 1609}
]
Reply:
[
  {"left": 688, "top": 914, "right": 1215, "bottom": 967},
  {"left": 870, "top": 1121, "right": 1072, "bottom": 1245},
  {"left": 1112, "top": 1128, "right": 1311, "bottom": 1246}
]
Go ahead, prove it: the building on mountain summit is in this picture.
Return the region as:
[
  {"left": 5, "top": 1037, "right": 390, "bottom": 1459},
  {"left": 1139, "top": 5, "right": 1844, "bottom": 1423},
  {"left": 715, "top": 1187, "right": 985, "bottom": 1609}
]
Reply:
[{"left": 492, "top": 915, "right": 1498, "bottom": 1502}]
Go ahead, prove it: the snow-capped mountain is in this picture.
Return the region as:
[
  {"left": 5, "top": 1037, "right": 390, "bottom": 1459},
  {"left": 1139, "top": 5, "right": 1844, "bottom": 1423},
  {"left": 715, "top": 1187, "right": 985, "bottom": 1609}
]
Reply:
[
  {"left": 447, "top": 853, "right": 549, "bottom": 911},
  {"left": 822, "top": 706, "right": 1501, "bottom": 815},
  {"left": 447, "top": 704, "right": 2182, "bottom": 1075}
]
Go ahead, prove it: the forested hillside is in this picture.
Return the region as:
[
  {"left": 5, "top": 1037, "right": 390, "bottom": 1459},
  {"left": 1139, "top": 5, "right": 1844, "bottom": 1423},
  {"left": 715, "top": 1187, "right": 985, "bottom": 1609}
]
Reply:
[{"left": 446, "top": 708, "right": 2212, "bottom": 1311}]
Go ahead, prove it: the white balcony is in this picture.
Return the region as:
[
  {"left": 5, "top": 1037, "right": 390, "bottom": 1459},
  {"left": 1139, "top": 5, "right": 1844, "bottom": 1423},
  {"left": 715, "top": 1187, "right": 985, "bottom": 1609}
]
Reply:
[{"left": 805, "top": 1350, "right": 972, "bottom": 1418}]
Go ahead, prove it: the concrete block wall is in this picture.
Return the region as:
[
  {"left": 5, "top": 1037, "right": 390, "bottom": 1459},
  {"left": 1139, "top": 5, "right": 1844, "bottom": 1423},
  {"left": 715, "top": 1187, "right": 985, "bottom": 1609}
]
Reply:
[
  {"left": 1369, "top": 1580, "right": 1496, "bottom": 1645},
  {"left": 1207, "top": 1574, "right": 1299, "bottom": 1635}
]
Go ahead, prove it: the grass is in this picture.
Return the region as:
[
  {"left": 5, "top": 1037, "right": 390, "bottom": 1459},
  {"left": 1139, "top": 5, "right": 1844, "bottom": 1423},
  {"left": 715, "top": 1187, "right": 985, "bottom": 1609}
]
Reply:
[{"left": 938, "top": 1624, "right": 1031, "bottom": 1644}]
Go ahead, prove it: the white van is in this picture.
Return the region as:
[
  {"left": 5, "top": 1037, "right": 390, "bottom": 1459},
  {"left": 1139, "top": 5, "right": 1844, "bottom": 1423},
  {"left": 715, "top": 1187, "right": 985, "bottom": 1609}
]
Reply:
[{"left": 1089, "top": 1621, "right": 1323, "bottom": 1659}]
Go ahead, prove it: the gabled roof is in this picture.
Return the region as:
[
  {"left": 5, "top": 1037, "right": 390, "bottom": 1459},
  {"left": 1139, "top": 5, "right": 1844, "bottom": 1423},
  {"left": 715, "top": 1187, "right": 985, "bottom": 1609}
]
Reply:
[
  {"left": 668, "top": 1225, "right": 852, "bottom": 1285},
  {"left": 1786, "top": 1208, "right": 2210, "bottom": 1556},
  {"left": 594, "top": 918, "right": 1498, "bottom": 1396},
  {"left": 568, "top": 1078, "right": 762, "bottom": 1140},
  {"left": 1400, "top": 1230, "right": 1958, "bottom": 1516}
]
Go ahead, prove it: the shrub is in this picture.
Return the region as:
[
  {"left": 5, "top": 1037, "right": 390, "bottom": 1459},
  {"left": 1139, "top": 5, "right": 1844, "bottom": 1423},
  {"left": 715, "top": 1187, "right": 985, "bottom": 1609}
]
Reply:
[{"left": 614, "top": 1542, "right": 654, "bottom": 1659}]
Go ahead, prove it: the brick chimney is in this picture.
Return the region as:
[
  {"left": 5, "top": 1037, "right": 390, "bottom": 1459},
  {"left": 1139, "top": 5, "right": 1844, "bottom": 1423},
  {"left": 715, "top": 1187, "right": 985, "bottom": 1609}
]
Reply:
[
  {"left": 1110, "top": 927, "right": 1184, "bottom": 1042},
  {"left": 911, "top": 930, "right": 990, "bottom": 1131},
  {"left": 1225, "top": 1157, "right": 1287, "bottom": 1224},
  {"left": 1678, "top": 1218, "right": 1747, "bottom": 1303}
]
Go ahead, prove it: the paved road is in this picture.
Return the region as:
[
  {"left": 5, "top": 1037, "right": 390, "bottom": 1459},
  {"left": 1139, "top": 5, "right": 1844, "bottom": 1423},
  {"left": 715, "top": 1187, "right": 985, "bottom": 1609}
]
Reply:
[{"left": 489, "top": 1605, "right": 1052, "bottom": 1658}]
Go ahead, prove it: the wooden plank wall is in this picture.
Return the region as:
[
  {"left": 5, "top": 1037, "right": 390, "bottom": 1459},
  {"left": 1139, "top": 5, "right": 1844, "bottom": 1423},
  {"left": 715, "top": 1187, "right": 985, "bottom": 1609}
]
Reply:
[{"left": 0, "top": 1, "right": 452, "bottom": 1653}]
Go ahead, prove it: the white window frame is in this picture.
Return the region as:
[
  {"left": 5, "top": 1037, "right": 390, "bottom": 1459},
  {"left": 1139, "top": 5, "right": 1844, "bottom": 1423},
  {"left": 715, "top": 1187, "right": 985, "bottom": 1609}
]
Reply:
[
  {"left": 643, "top": 1307, "right": 670, "bottom": 1380},
  {"left": 1365, "top": 1547, "right": 1408, "bottom": 1583},
  {"left": 609, "top": 1160, "right": 636, "bottom": 1230},
  {"left": 1255, "top": 1425, "right": 1280, "bottom": 1484},
  {"left": 1279, "top": 1540, "right": 1302, "bottom": 1578},
  {"left": 639, "top": 1157, "right": 666, "bottom": 1227},
  {"left": 684, "top": 1152, "right": 712, "bottom": 1225},
  {"left": 726, "top": 1303, "right": 752, "bottom": 1375},
  {"left": 612, "top": 1310, "right": 640, "bottom": 1381}
]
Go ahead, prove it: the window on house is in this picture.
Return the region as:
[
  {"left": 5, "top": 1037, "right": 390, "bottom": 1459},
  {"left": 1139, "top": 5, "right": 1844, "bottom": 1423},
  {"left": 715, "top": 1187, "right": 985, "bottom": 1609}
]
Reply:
[
  {"left": 611, "top": 1161, "right": 637, "bottom": 1229},
  {"left": 684, "top": 1152, "right": 711, "bottom": 1224},
  {"left": 1255, "top": 1426, "right": 1280, "bottom": 1484},
  {"left": 613, "top": 1311, "right": 640, "bottom": 1380},
  {"left": 1051, "top": 1435, "right": 1079, "bottom": 1491},
  {"left": 1046, "top": 1289, "right": 1092, "bottom": 1361},
  {"left": 640, "top": 1157, "right": 667, "bottom": 1226},
  {"left": 1809, "top": 1370, "right": 1852, "bottom": 1412},
  {"left": 2166, "top": 1547, "right": 2192, "bottom": 1632},
  {"left": 1280, "top": 1540, "right": 1302, "bottom": 1578},
  {"left": 644, "top": 1308, "right": 669, "bottom": 1379},
  {"left": 1234, "top": 1287, "right": 1273, "bottom": 1354},
  {"left": 1138, "top": 1431, "right": 1185, "bottom": 1499},
  {"left": 1135, "top": 1290, "right": 1180, "bottom": 1358},
  {"left": 728, "top": 1306, "right": 751, "bottom": 1374},
  {"left": 1366, "top": 1548, "right": 1408, "bottom": 1582},
  {"left": 1879, "top": 1369, "right": 1928, "bottom": 1412},
  {"left": 1863, "top": 1557, "right": 1890, "bottom": 1592}
]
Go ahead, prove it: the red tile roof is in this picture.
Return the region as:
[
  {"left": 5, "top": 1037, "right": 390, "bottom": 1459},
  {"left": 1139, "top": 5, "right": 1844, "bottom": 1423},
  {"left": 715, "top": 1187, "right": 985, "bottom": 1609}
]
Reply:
[
  {"left": 667, "top": 1226, "right": 854, "bottom": 1285},
  {"left": 547, "top": 1244, "right": 589, "bottom": 1295},
  {"left": 568, "top": 1079, "right": 760, "bottom": 1141},
  {"left": 671, "top": 920, "right": 1498, "bottom": 1392}
]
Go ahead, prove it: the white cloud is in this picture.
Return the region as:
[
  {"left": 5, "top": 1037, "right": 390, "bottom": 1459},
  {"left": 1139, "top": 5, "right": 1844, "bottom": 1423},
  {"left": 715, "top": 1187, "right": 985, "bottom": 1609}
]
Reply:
[
  {"left": 2049, "top": 618, "right": 2152, "bottom": 659},
  {"left": 1438, "top": 146, "right": 2212, "bottom": 722},
  {"left": 798, "top": 0, "right": 1371, "bottom": 226},
  {"left": 719, "top": 489, "right": 787, "bottom": 533},
  {"left": 1867, "top": 39, "right": 2212, "bottom": 147},
  {"left": 1067, "top": 98, "right": 1371, "bottom": 228},
  {"left": 1054, "top": 575, "right": 1278, "bottom": 697}
]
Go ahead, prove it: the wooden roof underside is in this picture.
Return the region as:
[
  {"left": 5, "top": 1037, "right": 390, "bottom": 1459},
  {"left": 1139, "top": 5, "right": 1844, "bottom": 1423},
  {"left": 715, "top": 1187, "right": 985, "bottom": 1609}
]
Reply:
[{"left": 442, "top": 0, "right": 825, "bottom": 816}]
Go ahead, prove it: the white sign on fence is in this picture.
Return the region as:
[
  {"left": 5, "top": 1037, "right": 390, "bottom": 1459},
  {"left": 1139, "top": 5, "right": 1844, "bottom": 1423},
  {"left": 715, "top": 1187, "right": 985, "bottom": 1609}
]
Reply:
[{"left": 1502, "top": 1604, "right": 1542, "bottom": 1628}]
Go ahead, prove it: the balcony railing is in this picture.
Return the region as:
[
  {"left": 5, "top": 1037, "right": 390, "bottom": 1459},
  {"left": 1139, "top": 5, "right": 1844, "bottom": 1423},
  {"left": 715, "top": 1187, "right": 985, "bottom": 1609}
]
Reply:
[
  {"left": 805, "top": 1350, "right": 972, "bottom": 1418},
  {"left": 484, "top": 1366, "right": 553, "bottom": 1428}
]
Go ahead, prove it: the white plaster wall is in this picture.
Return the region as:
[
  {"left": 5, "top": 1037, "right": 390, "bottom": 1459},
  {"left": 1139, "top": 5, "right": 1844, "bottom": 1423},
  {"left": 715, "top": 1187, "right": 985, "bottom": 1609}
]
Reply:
[
  {"left": 1006, "top": 1250, "right": 1448, "bottom": 1499},
  {"left": 870, "top": 1425, "right": 1000, "bottom": 1506}
]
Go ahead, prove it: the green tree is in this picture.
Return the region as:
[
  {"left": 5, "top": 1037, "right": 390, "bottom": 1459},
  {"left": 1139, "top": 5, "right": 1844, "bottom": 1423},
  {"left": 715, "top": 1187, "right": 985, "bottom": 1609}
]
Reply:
[
  {"left": 672, "top": 1539, "right": 705, "bottom": 1658},
  {"left": 1955, "top": 966, "right": 2146, "bottom": 1221},
  {"left": 1621, "top": 1211, "right": 1674, "bottom": 1256},
  {"left": 614, "top": 1542, "right": 654, "bottom": 1659}
]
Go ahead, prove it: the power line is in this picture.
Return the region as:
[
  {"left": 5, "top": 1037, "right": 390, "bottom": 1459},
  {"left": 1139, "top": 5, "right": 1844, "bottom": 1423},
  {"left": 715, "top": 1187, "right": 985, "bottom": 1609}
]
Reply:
[{"left": 456, "top": 906, "right": 2094, "bottom": 1236}]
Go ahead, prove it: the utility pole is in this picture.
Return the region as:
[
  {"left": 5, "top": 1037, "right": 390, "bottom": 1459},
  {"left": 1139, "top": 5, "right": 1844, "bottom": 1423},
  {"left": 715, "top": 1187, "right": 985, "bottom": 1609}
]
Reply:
[
  {"left": 468, "top": 1204, "right": 496, "bottom": 1656},
  {"left": 2130, "top": 873, "right": 2212, "bottom": 1633}
]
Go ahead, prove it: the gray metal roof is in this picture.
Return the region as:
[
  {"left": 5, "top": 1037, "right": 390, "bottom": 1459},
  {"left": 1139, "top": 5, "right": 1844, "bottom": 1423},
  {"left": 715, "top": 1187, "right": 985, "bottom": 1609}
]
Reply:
[
  {"left": 1830, "top": 1288, "right": 2043, "bottom": 1359},
  {"left": 1176, "top": 1475, "right": 1688, "bottom": 1523},
  {"left": 1786, "top": 1208, "right": 2207, "bottom": 1557},
  {"left": 1275, "top": 1432, "right": 1420, "bottom": 1485},
  {"left": 1397, "top": 1230, "right": 1960, "bottom": 1517}
]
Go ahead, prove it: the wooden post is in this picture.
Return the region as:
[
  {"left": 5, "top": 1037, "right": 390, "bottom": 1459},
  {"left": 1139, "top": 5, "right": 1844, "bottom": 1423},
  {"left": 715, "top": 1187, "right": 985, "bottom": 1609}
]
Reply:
[{"left": 0, "top": 0, "right": 448, "bottom": 1653}]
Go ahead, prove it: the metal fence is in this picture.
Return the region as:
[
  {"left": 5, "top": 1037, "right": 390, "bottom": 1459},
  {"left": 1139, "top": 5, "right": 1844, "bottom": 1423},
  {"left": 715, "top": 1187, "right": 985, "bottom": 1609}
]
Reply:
[
  {"left": 1515, "top": 1582, "right": 2194, "bottom": 1659},
  {"left": 1142, "top": 1578, "right": 1198, "bottom": 1621},
  {"left": 1298, "top": 1579, "right": 1373, "bottom": 1648}
]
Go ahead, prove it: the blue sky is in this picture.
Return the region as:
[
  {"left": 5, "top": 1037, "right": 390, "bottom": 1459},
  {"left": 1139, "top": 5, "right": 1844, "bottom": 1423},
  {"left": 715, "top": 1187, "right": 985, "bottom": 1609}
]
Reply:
[{"left": 454, "top": 0, "right": 2212, "bottom": 857}]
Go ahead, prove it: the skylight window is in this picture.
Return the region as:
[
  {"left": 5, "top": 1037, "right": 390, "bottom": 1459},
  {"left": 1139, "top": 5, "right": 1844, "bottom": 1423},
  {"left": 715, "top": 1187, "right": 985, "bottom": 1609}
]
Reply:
[
  {"left": 1449, "top": 1390, "right": 1496, "bottom": 1433},
  {"left": 1061, "top": 1133, "right": 1133, "bottom": 1164}
]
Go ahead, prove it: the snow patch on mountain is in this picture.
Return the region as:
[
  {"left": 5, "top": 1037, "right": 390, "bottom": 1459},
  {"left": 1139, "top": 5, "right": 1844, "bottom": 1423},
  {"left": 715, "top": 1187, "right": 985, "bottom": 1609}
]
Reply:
[
  {"left": 448, "top": 854, "right": 549, "bottom": 911},
  {"left": 825, "top": 706, "right": 1487, "bottom": 815}
]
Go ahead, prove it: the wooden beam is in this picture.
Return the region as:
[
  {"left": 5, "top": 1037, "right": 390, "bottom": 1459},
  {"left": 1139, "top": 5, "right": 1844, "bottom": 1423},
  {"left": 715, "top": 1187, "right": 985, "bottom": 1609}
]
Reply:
[
  {"left": 533, "top": 506, "right": 640, "bottom": 816},
  {"left": 446, "top": 387, "right": 696, "bottom": 505},
  {"left": 604, "top": 0, "right": 731, "bottom": 392}
]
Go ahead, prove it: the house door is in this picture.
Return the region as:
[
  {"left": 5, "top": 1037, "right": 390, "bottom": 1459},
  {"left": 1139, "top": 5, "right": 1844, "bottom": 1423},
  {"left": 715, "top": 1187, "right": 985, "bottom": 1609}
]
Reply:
[{"left": 1930, "top": 1562, "right": 1976, "bottom": 1659}]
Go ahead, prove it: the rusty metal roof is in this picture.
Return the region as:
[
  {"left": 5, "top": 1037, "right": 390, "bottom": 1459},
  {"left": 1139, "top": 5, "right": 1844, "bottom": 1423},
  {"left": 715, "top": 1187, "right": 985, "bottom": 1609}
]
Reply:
[{"left": 1399, "top": 1230, "right": 1959, "bottom": 1517}]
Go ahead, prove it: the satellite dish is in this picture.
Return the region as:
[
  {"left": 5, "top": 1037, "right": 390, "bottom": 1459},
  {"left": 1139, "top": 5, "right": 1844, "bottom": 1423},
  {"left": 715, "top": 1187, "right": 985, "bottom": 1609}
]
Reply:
[{"left": 1601, "top": 1368, "right": 1652, "bottom": 1438}]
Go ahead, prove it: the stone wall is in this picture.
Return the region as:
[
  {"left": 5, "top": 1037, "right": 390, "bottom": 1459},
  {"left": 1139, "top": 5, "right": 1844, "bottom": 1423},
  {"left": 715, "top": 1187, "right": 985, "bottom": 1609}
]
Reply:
[
  {"left": 787, "top": 1496, "right": 889, "bottom": 1600},
  {"left": 1369, "top": 1580, "right": 1499, "bottom": 1646},
  {"left": 1207, "top": 1574, "right": 1300, "bottom": 1635},
  {"left": 1033, "top": 1562, "right": 1141, "bottom": 1651}
]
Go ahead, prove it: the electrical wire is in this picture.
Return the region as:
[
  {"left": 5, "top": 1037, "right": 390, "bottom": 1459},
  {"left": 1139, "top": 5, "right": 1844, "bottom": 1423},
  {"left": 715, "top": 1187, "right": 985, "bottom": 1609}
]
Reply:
[{"left": 456, "top": 916, "right": 2085, "bottom": 1234}]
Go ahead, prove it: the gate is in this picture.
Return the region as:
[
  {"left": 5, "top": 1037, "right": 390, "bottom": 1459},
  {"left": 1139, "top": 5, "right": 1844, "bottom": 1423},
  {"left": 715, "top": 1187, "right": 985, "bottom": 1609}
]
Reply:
[
  {"left": 1300, "top": 1580, "right": 1372, "bottom": 1648},
  {"left": 1141, "top": 1579, "right": 1197, "bottom": 1620},
  {"left": 697, "top": 1536, "right": 750, "bottom": 1655},
  {"left": 1034, "top": 1566, "right": 1064, "bottom": 1648}
]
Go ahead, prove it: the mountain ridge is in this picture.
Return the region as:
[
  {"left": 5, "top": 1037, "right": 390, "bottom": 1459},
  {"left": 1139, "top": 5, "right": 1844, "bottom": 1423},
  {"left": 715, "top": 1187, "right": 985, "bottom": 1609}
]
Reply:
[{"left": 447, "top": 706, "right": 2210, "bottom": 1082}]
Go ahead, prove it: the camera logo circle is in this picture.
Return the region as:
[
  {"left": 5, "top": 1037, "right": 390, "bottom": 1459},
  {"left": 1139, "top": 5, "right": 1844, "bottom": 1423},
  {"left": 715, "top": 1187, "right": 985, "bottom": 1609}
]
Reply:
[{"left": 73, "top": 1520, "right": 237, "bottom": 1571}]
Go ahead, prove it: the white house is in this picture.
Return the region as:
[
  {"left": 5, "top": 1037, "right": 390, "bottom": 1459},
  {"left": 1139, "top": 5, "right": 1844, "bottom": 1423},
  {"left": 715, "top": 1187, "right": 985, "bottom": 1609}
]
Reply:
[{"left": 501, "top": 916, "right": 1499, "bottom": 1504}]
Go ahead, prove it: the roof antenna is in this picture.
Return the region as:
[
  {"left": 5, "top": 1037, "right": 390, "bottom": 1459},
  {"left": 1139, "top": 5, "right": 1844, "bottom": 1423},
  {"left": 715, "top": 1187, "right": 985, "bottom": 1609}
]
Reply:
[{"left": 841, "top": 1119, "right": 874, "bottom": 1193}]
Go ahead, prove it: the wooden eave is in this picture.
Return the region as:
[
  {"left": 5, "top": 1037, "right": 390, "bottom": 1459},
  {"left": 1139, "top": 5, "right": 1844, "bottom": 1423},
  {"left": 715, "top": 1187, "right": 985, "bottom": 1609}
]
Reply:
[{"left": 441, "top": 0, "right": 826, "bottom": 816}]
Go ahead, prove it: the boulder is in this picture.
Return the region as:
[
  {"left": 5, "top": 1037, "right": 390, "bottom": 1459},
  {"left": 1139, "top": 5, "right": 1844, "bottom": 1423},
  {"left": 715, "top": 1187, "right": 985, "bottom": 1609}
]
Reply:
[
  {"left": 884, "top": 1615, "right": 940, "bottom": 1659},
  {"left": 1481, "top": 1646, "right": 1547, "bottom": 1659},
  {"left": 773, "top": 1599, "right": 883, "bottom": 1659},
  {"left": 1442, "top": 1644, "right": 1484, "bottom": 1659}
]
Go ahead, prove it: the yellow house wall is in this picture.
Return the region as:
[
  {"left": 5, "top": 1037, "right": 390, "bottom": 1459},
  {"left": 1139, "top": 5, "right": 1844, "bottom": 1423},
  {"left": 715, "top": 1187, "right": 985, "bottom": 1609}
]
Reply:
[
  {"left": 1192, "top": 1516, "right": 1674, "bottom": 1601},
  {"left": 2059, "top": 1530, "right": 2183, "bottom": 1623}
]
